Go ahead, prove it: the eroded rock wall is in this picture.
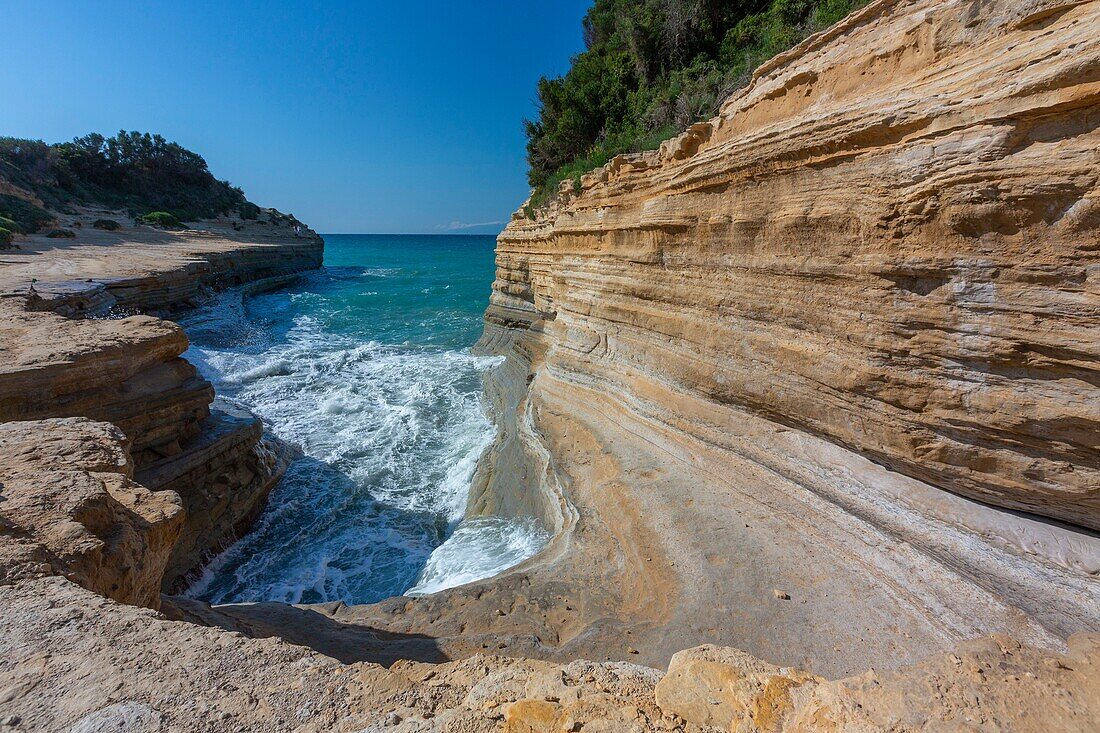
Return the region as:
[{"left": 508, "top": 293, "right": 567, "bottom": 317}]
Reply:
[
  {"left": 0, "top": 419, "right": 184, "bottom": 608},
  {"left": 481, "top": 0, "right": 1100, "bottom": 530},
  {"left": 0, "top": 221, "right": 323, "bottom": 596}
]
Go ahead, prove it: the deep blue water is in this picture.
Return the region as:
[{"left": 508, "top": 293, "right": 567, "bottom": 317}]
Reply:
[{"left": 180, "top": 234, "right": 547, "bottom": 605}]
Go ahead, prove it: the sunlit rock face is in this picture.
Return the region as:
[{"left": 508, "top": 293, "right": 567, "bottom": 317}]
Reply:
[
  {"left": 483, "top": 0, "right": 1100, "bottom": 531},
  {"left": 0, "top": 219, "right": 322, "bottom": 595}
]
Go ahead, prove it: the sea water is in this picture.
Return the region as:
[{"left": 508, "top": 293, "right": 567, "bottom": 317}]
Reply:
[{"left": 180, "top": 234, "right": 548, "bottom": 605}]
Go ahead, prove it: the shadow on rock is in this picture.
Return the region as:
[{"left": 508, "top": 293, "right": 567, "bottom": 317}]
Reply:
[{"left": 161, "top": 593, "right": 447, "bottom": 666}]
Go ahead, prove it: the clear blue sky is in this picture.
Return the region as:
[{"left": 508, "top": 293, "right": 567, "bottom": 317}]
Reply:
[{"left": 1, "top": 1, "right": 591, "bottom": 233}]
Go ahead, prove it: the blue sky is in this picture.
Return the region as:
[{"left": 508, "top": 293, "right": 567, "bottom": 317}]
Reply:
[{"left": 1, "top": 1, "right": 590, "bottom": 233}]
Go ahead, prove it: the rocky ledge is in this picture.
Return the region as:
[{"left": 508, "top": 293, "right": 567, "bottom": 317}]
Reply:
[{"left": 0, "top": 211, "right": 322, "bottom": 594}]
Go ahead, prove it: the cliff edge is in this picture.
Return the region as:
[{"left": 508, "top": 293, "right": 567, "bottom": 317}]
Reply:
[{"left": 0, "top": 208, "right": 324, "bottom": 595}]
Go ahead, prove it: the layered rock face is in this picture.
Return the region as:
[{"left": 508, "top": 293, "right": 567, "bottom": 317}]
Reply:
[
  {"left": 0, "top": 216, "right": 321, "bottom": 591},
  {"left": 0, "top": 305, "right": 212, "bottom": 466},
  {"left": 482, "top": 0, "right": 1100, "bottom": 529},
  {"left": 0, "top": 419, "right": 183, "bottom": 609}
]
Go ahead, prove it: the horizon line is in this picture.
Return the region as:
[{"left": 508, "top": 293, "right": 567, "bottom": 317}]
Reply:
[{"left": 319, "top": 231, "right": 502, "bottom": 236}]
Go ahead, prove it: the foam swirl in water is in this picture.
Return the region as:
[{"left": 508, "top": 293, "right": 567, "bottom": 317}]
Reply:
[{"left": 180, "top": 235, "right": 548, "bottom": 605}]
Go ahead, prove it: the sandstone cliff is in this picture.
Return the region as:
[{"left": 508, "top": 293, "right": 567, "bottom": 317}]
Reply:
[
  {"left": 488, "top": 0, "right": 1099, "bottom": 530},
  {"left": 0, "top": 209, "right": 322, "bottom": 593}
]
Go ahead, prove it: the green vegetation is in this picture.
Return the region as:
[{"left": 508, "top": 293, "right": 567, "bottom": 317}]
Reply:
[
  {"left": 0, "top": 228, "right": 12, "bottom": 247},
  {"left": 140, "top": 211, "right": 183, "bottom": 229},
  {"left": 239, "top": 201, "right": 260, "bottom": 220},
  {"left": 0, "top": 131, "right": 253, "bottom": 223},
  {"left": 524, "top": 0, "right": 870, "bottom": 203},
  {"left": 0, "top": 194, "right": 53, "bottom": 233},
  {"left": 92, "top": 218, "right": 121, "bottom": 231}
]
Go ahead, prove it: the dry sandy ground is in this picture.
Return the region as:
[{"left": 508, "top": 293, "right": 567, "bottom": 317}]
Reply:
[{"left": 0, "top": 206, "right": 319, "bottom": 302}]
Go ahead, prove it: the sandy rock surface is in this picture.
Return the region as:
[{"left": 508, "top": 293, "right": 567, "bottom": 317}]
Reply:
[
  {"left": 1, "top": 577, "right": 1097, "bottom": 731},
  {"left": 0, "top": 419, "right": 183, "bottom": 608}
]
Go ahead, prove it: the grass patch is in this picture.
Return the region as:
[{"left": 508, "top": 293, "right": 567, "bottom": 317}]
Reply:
[
  {"left": 0, "top": 194, "right": 53, "bottom": 233},
  {"left": 140, "top": 211, "right": 183, "bottom": 229}
]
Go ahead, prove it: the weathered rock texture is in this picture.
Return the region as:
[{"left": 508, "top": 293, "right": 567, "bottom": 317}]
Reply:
[
  {"left": 0, "top": 212, "right": 321, "bottom": 589},
  {"left": 488, "top": 0, "right": 1100, "bottom": 530},
  {"left": 0, "top": 419, "right": 183, "bottom": 608},
  {"left": 1, "top": 577, "right": 1098, "bottom": 731}
]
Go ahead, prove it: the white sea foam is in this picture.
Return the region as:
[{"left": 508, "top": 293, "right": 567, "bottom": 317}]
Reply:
[
  {"left": 179, "top": 277, "right": 545, "bottom": 605},
  {"left": 406, "top": 516, "right": 550, "bottom": 596}
]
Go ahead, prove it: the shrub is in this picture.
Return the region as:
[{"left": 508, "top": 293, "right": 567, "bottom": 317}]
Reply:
[
  {"left": 0, "top": 131, "right": 249, "bottom": 222},
  {"left": 0, "top": 215, "right": 21, "bottom": 234},
  {"left": 0, "top": 194, "right": 53, "bottom": 233},
  {"left": 0, "top": 227, "right": 12, "bottom": 247},
  {"left": 92, "top": 218, "right": 121, "bottom": 230},
  {"left": 239, "top": 202, "right": 260, "bottom": 220},
  {"left": 46, "top": 228, "right": 76, "bottom": 238},
  {"left": 140, "top": 211, "right": 182, "bottom": 228},
  {"left": 524, "top": 0, "right": 872, "bottom": 200}
]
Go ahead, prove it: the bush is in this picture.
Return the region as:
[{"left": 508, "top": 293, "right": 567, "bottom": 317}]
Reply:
[
  {"left": 0, "top": 215, "right": 21, "bottom": 234},
  {"left": 92, "top": 218, "right": 121, "bottom": 230},
  {"left": 0, "top": 227, "right": 12, "bottom": 247},
  {"left": 524, "top": 0, "right": 872, "bottom": 202},
  {"left": 0, "top": 194, "right": 53, "bottom": 233},
  {"left": 46, "top": 228, "right": 76, "bottom": 238},
  {"left": 0, "top": 131, "right": 251, "bottom": 222},
  {"left": 239, "top": 202, "right": 260, "bottom": 220},
  {"left": 140, "top": 211, "right": 182, "bottom": 228}
]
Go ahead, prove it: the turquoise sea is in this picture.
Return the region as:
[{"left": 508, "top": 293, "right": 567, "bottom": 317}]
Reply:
[{"left": 180, "top": 234, "right": 548, "bottom": 605}]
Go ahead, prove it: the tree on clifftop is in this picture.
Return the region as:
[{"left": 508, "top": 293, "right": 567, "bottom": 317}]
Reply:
[
  {"left": 0, "top": 131, "right": 251, "bottom": 223},
  {"left": 524, "top": 0, "right": 869, "bottom": 199}
]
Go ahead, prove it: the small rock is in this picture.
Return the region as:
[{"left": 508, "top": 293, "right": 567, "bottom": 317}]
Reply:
[
  {"left": 627, "top": 646, "right": 639, "bottom": 654},
  {"left": 773, "top": 589, "right": 791, "bottom": 600}
]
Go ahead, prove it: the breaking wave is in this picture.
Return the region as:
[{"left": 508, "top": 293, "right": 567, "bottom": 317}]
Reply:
[{"left": 180, "top": 236, "right": 547, "bottom": 604}]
